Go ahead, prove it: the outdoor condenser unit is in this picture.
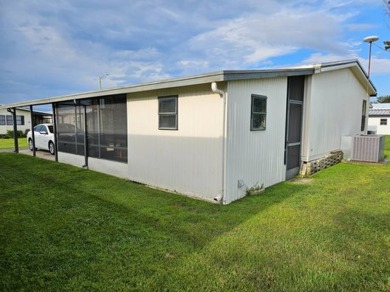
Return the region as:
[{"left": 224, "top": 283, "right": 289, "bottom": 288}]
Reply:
[{"left": 351, "top": 135, "right": 385, "bottom": 163}]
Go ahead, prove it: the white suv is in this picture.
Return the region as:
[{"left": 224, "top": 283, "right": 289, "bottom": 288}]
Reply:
[{"left": 27, "top": 124, "right": 55, "bottom": 155}]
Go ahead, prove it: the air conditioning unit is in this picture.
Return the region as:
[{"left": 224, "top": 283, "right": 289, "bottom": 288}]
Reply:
[{"left": 351, "top": 135, "right": 385, "bottom": 163}]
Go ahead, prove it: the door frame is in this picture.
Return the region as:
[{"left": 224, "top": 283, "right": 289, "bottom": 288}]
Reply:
[{"left": 285, "top": 76, "right": 305, "bottom": 180}]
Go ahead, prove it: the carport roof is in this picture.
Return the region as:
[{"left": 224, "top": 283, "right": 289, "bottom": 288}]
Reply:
[{"left": 0, "top": 59, "right": 376, "bottom": 110}]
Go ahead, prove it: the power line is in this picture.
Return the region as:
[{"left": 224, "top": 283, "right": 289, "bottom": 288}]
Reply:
[{"left": 373, "top": 42, "right": 390, "bottom": 52}]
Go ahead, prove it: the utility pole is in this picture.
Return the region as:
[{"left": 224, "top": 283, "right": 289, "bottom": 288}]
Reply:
[
  {"left": 98, "top": 73, "right": 109, "bottom": 90},
  {"left": 363, "top": 36, "right": 379, "bottom": 78}
]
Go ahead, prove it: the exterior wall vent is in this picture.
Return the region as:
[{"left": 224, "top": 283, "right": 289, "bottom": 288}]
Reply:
[{"left": 351, "top": 135, "right": 385, "bottom": 163}]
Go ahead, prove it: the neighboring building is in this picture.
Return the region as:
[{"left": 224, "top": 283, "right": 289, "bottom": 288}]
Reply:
[
  {"left": 368, "top": 103, "right": 390, "bottom": 135},
  {"left": 0, "top": 60, "right": 376, "bottom": 204},
  {"left": 0, "top": 107, "right": 52, "bottom": 135}
]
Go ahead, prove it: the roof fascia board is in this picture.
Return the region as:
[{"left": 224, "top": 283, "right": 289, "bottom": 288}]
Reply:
[
  {"left": 0, "top": 68, "right": 315, "bottom": 110},
  {"left": 223, "top": 68, "right": 314, "bottom": 81},
  {"left": 0, "top": 73, "right": 226, "bottom": 109}
]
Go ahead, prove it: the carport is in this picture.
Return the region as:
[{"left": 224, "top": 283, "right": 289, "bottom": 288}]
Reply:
[
  {"left": 4, "top": 104, "right": 57, "bottom": 161},
  {"left": 1, "top": 88, "right": 128, "bottom": 169}
]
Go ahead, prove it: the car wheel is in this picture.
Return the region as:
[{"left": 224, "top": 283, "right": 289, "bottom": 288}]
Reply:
[
  {"left": 28, "top": 139, "right": 36, "bottom": 151},
  {"left": 49, "top": 142, "right": 55, "bottom": 155}
]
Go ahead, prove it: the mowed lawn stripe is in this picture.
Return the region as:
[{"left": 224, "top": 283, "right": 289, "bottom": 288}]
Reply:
[{"left": 0, "top": 151, "right": 389, "bottom": 291}]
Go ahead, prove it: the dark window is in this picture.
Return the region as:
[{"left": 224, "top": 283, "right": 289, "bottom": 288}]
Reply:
[
  {"left": 6, "top": 115, "right": 13, "bottom": 125},
  {"left": 16, "top": 115, "right": 24, "bottom": 125},
  {"left": 34, "top": 125, "right": 42, "bottom": 132},
  {"left": 380, "top": 118, "right": 387, "bottom": 126},
  {"left": 0, "top": 115, "right": 5, "bottom": 125},
  {"left": 361, "top": 100, "right": 367, "bottom": 131},
  {"left": 158, "top": 96, "right": 178, "bottom": 130},
  {"left": 40, "top": 125, "right": 48, "bottom": 134},
  {"left": 251, "top": 94, "right": 267, "bottom": 131}
]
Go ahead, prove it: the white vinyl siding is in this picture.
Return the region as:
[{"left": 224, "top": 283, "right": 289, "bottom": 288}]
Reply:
[
  {"left": 302, "top": 68, "right": 369, "bottom": 162},
  {"left": 0, "top": 109, "right": 32, "bottom": 135},
  {"left": 368, "top": 116, "right": 390, "bottom": 135},
  {"left": 127, "top": 84, "right": 224, "bottom": 201},
  {"left": 225, "top": 78, "right": 288, "bottom": 204}
]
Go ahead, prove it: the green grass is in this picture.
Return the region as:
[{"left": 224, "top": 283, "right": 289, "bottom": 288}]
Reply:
[
  {"left": 384, "top": 135, "right": 390, "bottom": 158},
  {"left": 0, "top": 154, "right": 389, "bottom": 291},
  {"left": 0, "top": 138, "right": 28, "bottom": 149}
]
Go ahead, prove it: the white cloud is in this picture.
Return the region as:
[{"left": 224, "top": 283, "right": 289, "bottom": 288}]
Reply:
[
  {"left": 187, "top": 3, "right": 356, "bottom": 67},
  {"left": 0, "top": 0, "right": 389, "bottom": 103},
  {"left": 367, "top": 57, "right": 390, "bottom": 74},
  {"left": 301, "top": 52, "right": 358, "bottom": 65}
]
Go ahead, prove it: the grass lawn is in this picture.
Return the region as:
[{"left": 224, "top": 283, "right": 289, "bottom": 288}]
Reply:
[
  {"left": 384, "top": 135, "right": 390, "bottom": 158},
  {"left": 0, "top": 138, "right": 28, "bottom": 149},
  {"left": 0, "top": 153, "right": 389, "bottom": 290}
]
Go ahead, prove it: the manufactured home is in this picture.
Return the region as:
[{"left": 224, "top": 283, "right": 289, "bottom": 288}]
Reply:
[
  {"left": 0, "top": 107, "right": 52, "bottom": 136},
  {"left": 0, "top": 60, "right": 376, "bottom": 204},
  {"left": 368, "top": 103, "right": 390, "bottom": 135}
]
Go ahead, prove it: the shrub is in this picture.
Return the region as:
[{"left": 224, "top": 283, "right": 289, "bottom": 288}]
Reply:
[{"left": 5, "top": 130, "right": 25, "bottom": 138}]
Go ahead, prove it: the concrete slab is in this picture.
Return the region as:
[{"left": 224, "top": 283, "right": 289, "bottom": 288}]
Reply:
[{"left": 19, "top": 148, "right": 55, "bottom": 161}]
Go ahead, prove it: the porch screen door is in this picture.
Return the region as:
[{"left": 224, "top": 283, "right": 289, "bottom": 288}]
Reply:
[{"left": 285, "top": 76, "right": 305, "bottom": 180}]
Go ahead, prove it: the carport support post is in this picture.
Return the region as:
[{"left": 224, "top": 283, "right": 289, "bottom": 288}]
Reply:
[
  {"left": 52, "top": 103, "right": 58, "bottom": 162},
  {"left": 83, "top": 104, "right": 88, "bottom": 168},
  {"left": 7, "top": 108, "right": 19, "bottom": 153},
  {"left": 29, "top": 105, "right": 36, "bottom": 157}
]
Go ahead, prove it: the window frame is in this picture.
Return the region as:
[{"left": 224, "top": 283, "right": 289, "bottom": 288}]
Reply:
[
  {"left": 0, "top": 115, "right": 5, "bottom": 125},
  {"left": 6, "top": 115, "right": 13, "bottom": 125},
  {"left": 361, "top": 100, "right": 367, "bottom": 131},
  {"left": 380, "top": 118, "right": 387, "bottom": 126},
  {"left": 250, "top": 94, "right": 267, "bottom": 131},
  {"left": 158, "top": 95, "right": 178, "bottom": 130},
  {"left": 16, "top": 115, "right": 24, "bottom": 125}
]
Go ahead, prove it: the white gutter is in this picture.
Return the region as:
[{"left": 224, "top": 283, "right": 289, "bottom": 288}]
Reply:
[
  {"left": 211, "top": 82, "right": 225, "bottom": 97},
  {"left": 211, "top": 82, "right": 227, "bottom": 204},
  {"left": 300, "top": 76, "right": 312, "bottom": 163}
]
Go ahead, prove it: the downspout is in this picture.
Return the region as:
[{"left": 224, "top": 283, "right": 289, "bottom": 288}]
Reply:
[
  {"left": 211, "top": 82, "right": 227, "bottom": 204},
  {"left": 301, "top": 75, "right": 311, "bottom": 163},
  {"left": 301, "top": 66, "right": 320, "bottom": 163}
]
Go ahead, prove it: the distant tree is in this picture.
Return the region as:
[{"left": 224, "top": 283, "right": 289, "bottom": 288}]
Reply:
[{"left": 377, "top": 95, "right": 390, "bottom": 103}]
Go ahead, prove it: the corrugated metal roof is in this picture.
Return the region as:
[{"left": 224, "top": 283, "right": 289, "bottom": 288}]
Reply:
[
  {"left": 369, "top": 109, "right": 390, "bottom": 116},
  {"left": 369, "top": 103, "right": 390, "bottom": 116},
  {"left": 371, "top": 103, "right": 390, "bottom": 109},
  {"left": 0, "top": 59, "right": 376, "bottom": 110}
]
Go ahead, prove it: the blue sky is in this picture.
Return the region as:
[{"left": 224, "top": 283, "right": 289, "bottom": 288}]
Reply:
[{"left": 0, "top": 0, "right": 389, "bottom": 108}]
